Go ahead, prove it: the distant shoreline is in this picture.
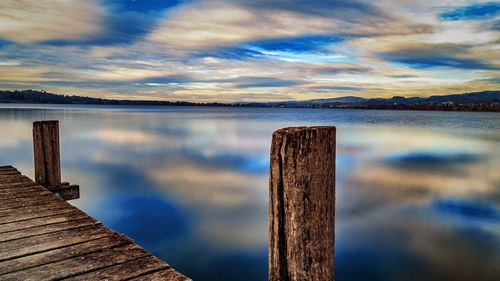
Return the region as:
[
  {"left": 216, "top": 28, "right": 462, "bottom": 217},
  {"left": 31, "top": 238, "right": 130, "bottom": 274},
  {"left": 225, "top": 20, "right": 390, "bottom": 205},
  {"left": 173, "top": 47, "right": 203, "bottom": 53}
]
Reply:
[{"left": 1, "top": 89, "right": 499, "bottom": 112}]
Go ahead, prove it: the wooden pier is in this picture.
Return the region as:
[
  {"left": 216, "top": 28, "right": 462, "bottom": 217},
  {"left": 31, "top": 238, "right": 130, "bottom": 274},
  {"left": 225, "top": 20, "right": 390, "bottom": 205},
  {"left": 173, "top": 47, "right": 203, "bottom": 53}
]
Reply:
[{"left": 0, "top": 166, "right": 190, "bottom": 280}]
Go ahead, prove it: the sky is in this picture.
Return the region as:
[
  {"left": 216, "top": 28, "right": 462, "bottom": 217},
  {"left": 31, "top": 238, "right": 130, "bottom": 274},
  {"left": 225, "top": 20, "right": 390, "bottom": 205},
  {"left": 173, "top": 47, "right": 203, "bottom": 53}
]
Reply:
[{"left": 0, "top": 0, "right": 499, "bottom": 102}]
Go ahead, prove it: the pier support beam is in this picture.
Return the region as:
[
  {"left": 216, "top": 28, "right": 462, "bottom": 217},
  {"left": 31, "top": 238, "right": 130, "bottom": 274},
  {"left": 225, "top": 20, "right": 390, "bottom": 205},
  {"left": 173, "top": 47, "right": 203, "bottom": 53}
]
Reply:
[
  {"left": 269, "top": 126, "right": 336, "bottom": 281},
  {"left": 33, "top": 120, "right": 79, "bottom": 200}
]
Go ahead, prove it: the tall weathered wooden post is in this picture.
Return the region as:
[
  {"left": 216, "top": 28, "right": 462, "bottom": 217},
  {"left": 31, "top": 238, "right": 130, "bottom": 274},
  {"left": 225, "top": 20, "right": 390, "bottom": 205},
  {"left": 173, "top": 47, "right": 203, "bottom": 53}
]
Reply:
[
  {"left": 33, "top": 120, "right": 61, "bottom": 188},
  {"left": 33, "top": 120, "right": 79, "bottom": 200},
  {"left": 269, "top": 126, "right": 336, "bottom": 281}
]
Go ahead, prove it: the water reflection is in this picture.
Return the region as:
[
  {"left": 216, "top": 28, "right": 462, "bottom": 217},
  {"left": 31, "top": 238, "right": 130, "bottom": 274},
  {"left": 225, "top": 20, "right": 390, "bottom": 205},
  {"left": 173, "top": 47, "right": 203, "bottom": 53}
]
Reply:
[{"left": 0, "top": 104, "right": 499, "bottom": 281}]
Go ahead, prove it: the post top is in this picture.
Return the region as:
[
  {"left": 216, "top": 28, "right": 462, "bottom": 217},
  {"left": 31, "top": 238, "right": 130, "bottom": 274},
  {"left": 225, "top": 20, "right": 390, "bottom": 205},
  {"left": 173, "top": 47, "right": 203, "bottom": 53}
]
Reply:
[
  {"left": 33, "top": 120, "right": 59, "bottom": 125},
  {"left": 272, "top": 126, "right": 336, "bottom": 136}
]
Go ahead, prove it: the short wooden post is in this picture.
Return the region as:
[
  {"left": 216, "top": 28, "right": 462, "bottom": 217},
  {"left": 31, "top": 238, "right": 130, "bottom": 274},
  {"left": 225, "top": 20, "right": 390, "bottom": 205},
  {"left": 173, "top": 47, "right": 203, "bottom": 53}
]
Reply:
[
  {"left": 269, "top": 126, "right": 336, "bottom": 281},
  {"left": 33, "top": 120, "right": 61, "bottom": 188}
]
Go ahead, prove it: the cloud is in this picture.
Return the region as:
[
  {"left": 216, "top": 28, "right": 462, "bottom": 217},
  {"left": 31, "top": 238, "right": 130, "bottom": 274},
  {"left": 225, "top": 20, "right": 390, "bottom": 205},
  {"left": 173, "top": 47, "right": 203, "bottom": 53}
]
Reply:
[
  {"left": 313, "top": 64, "right": 372, "bottom": 75},
  {"left": 0, "top": 0, "right": 498, "bottom": 101},
  {"left": 233, "top": 76, "right": 303, "bottom": 88},
  {"left": 147, "top": 0, "right": 428, "bottom": 50},
  {"left": 0, "top": 0, "right": 105, "bottom": 43},
  {"left": 148, "top": 2, "right": 335, "bottom": 49},
  {"left": 308, "top": 86, "right": 362, "bottom": 92},
  {"left": 148, "top": 3, "right": 251, "bottom": 48},
  {"left": 234, "top": 0, "right": 392, "bottom": 37},
  {"left": 440, "top": 2, "right": 500, "bottom": 21},
  {"left": 238, "top": 0, "right": 384, "bottom": 19}
]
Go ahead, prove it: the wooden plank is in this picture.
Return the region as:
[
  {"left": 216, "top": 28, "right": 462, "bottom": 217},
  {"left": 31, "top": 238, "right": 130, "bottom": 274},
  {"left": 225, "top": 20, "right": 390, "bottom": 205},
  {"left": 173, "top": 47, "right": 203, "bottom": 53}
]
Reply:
[
  {"left": 0, "top": 192, "right": 54, "bottom": 203},
  {"left": 0, "top": 166, "right": 15, "bottom": 170},
  {"left": 0, "top": 225, "right": 111, "bottom": 261},
  {"left": 0, "top": 225, "right": 110, "bottom": 261},
  {"left": 0, "top": 204, "right": 75, "bottom": 220},
  {"left": 0, "top": 180, "right": 32, "bottom": 186},
  {"left": 0, "top": 182, "right": 40, "bottom": 191},
  {"left": 0, "top": 244, "right": 149, "bottom": 281},
  {"left": 0, "top": 175, "right": 32, "bottom": 184},
  {"left": 0, "top": 194, "right": 66, "bottom": 211},
  {"left": 0, "top": 180, "right": 41, "bottom": 188},
  {"left": 0, "top": 235, "right": 131, "bottom": 275},
  {"left": 0, "top": 193, "right": 59, "bottom": 204},
  {"left": 0, "top": 167, "right": 19, "bottom": 171},
  {"left": 0, "top": 217, "right": 99, "bottom": 242},
  {"left": 0, "top": 194, "right": 60, "bottom": 210},
  {"left": 0, "top": 211, "right": 87, "bottom": 233},
  {"left": 0, "top": 181, "right": 40, "bottom": 191},
  {"left": 0, "top": 167, "right": 18, "bottom": 172},
  {"left": 0, "top": 189, "right": 50, "bottom": 199},
  {"left": 0, "top": 171, "right": 21, "bottom": 176},
  {"left": 130, "top": 268, "right": 191, "bottom": 281},
  {"left": 0, "top": 185, "right": 51, "bottom": 194},
  {"left": 63, "top": 255, "right": 169, "bottom": 281},
  {"left": 0, "top": 174, "right": 19, "bottom": 177},
  {"left": 0, "top": 188, "right": 52, "bottom": 200}
]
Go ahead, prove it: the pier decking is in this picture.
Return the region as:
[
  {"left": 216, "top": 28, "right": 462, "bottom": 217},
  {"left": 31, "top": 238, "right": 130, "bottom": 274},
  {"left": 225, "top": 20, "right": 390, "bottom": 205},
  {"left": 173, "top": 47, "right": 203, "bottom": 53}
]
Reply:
[{"left": 0, "top": 165, "right": 190, "bottom": 281}]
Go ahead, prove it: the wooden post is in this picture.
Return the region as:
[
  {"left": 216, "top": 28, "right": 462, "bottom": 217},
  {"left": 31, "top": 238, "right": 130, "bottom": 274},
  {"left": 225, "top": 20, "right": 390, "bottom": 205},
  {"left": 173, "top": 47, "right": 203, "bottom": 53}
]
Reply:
[
  {"left": 33, "top": 120, "right": 61, "bottom": 188},
  {"left": 33, "top": 120, "right": 79, "bottom": 200},
  {"left": 269, "top": 126, "right": 336, "bottom": 281}
]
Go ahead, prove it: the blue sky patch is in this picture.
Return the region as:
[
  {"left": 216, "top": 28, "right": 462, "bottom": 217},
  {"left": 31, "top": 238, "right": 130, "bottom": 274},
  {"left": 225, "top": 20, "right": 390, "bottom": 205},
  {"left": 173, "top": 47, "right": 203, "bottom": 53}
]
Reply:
[
  {"left": 244, "top": 35, "right": 345, "bottom": 52},
  {"left": 197, "top": 35, "right": 351, "bottom": 64},
  {"left": 103, "top": 0, "right": 183, "bottom": 13},
  {"left": 440, "top": 2, "right": 500, "bottom": 21}
]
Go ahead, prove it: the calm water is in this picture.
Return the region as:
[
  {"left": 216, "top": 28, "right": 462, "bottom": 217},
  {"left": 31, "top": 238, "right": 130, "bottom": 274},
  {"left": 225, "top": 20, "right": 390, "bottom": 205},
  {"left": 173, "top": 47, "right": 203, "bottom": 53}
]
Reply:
[{"left": 0, "top": 104, "right": 499, "bottom": 281}]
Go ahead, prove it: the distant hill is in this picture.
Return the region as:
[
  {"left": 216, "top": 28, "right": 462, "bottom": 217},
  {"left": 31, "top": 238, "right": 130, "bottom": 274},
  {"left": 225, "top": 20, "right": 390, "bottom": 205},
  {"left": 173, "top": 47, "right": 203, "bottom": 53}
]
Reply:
[
  {"left": 0, "top": 89, "right": 499, "bottom": 112},
  {"left": 0, "top": 89, "right": 224, "bottom": 107},
  {"left": 241, "top": 90, "right": 499, "bottom": 111}
]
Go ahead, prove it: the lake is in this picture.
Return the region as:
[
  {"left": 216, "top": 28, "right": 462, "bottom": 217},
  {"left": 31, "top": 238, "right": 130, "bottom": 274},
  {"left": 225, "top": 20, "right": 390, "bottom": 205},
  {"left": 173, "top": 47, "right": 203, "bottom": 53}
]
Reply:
[{"left": 0, "top": 104, "right": 498, "bottom": 281}]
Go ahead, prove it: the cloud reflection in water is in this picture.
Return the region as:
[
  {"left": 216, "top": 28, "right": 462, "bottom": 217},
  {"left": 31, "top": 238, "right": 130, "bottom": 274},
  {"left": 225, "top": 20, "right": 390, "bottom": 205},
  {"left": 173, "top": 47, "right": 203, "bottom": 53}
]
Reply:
[{"left": 0, "top": 105, "right": 498, "bottom": 281}]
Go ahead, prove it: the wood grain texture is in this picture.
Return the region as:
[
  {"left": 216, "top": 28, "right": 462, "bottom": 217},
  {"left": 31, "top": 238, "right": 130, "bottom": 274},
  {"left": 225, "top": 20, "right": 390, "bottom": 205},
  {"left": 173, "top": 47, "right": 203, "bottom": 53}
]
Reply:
[
  {"left": 0, "top": 211, "right": 87, "bottom": 233},
  {"left": 63, "top": 255, "right": 168, "bottom": 281},
  {"left": 269, "top": 126, "right": 336, "bottom": 281},
  {"left": 0, "top": 244, "right": 148, "bottom": 281},
  {"left": 0, "top": 217, "right": 100, "bottom": 242},
  {"left": 0, "top": 235, "right": 130, "bottom": 275},
  {"left": 0, "top": 205, "right": 76, "bottom": 220},
  {"left": 130, "top": 268, "right": 191, "bottom": 281}
]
